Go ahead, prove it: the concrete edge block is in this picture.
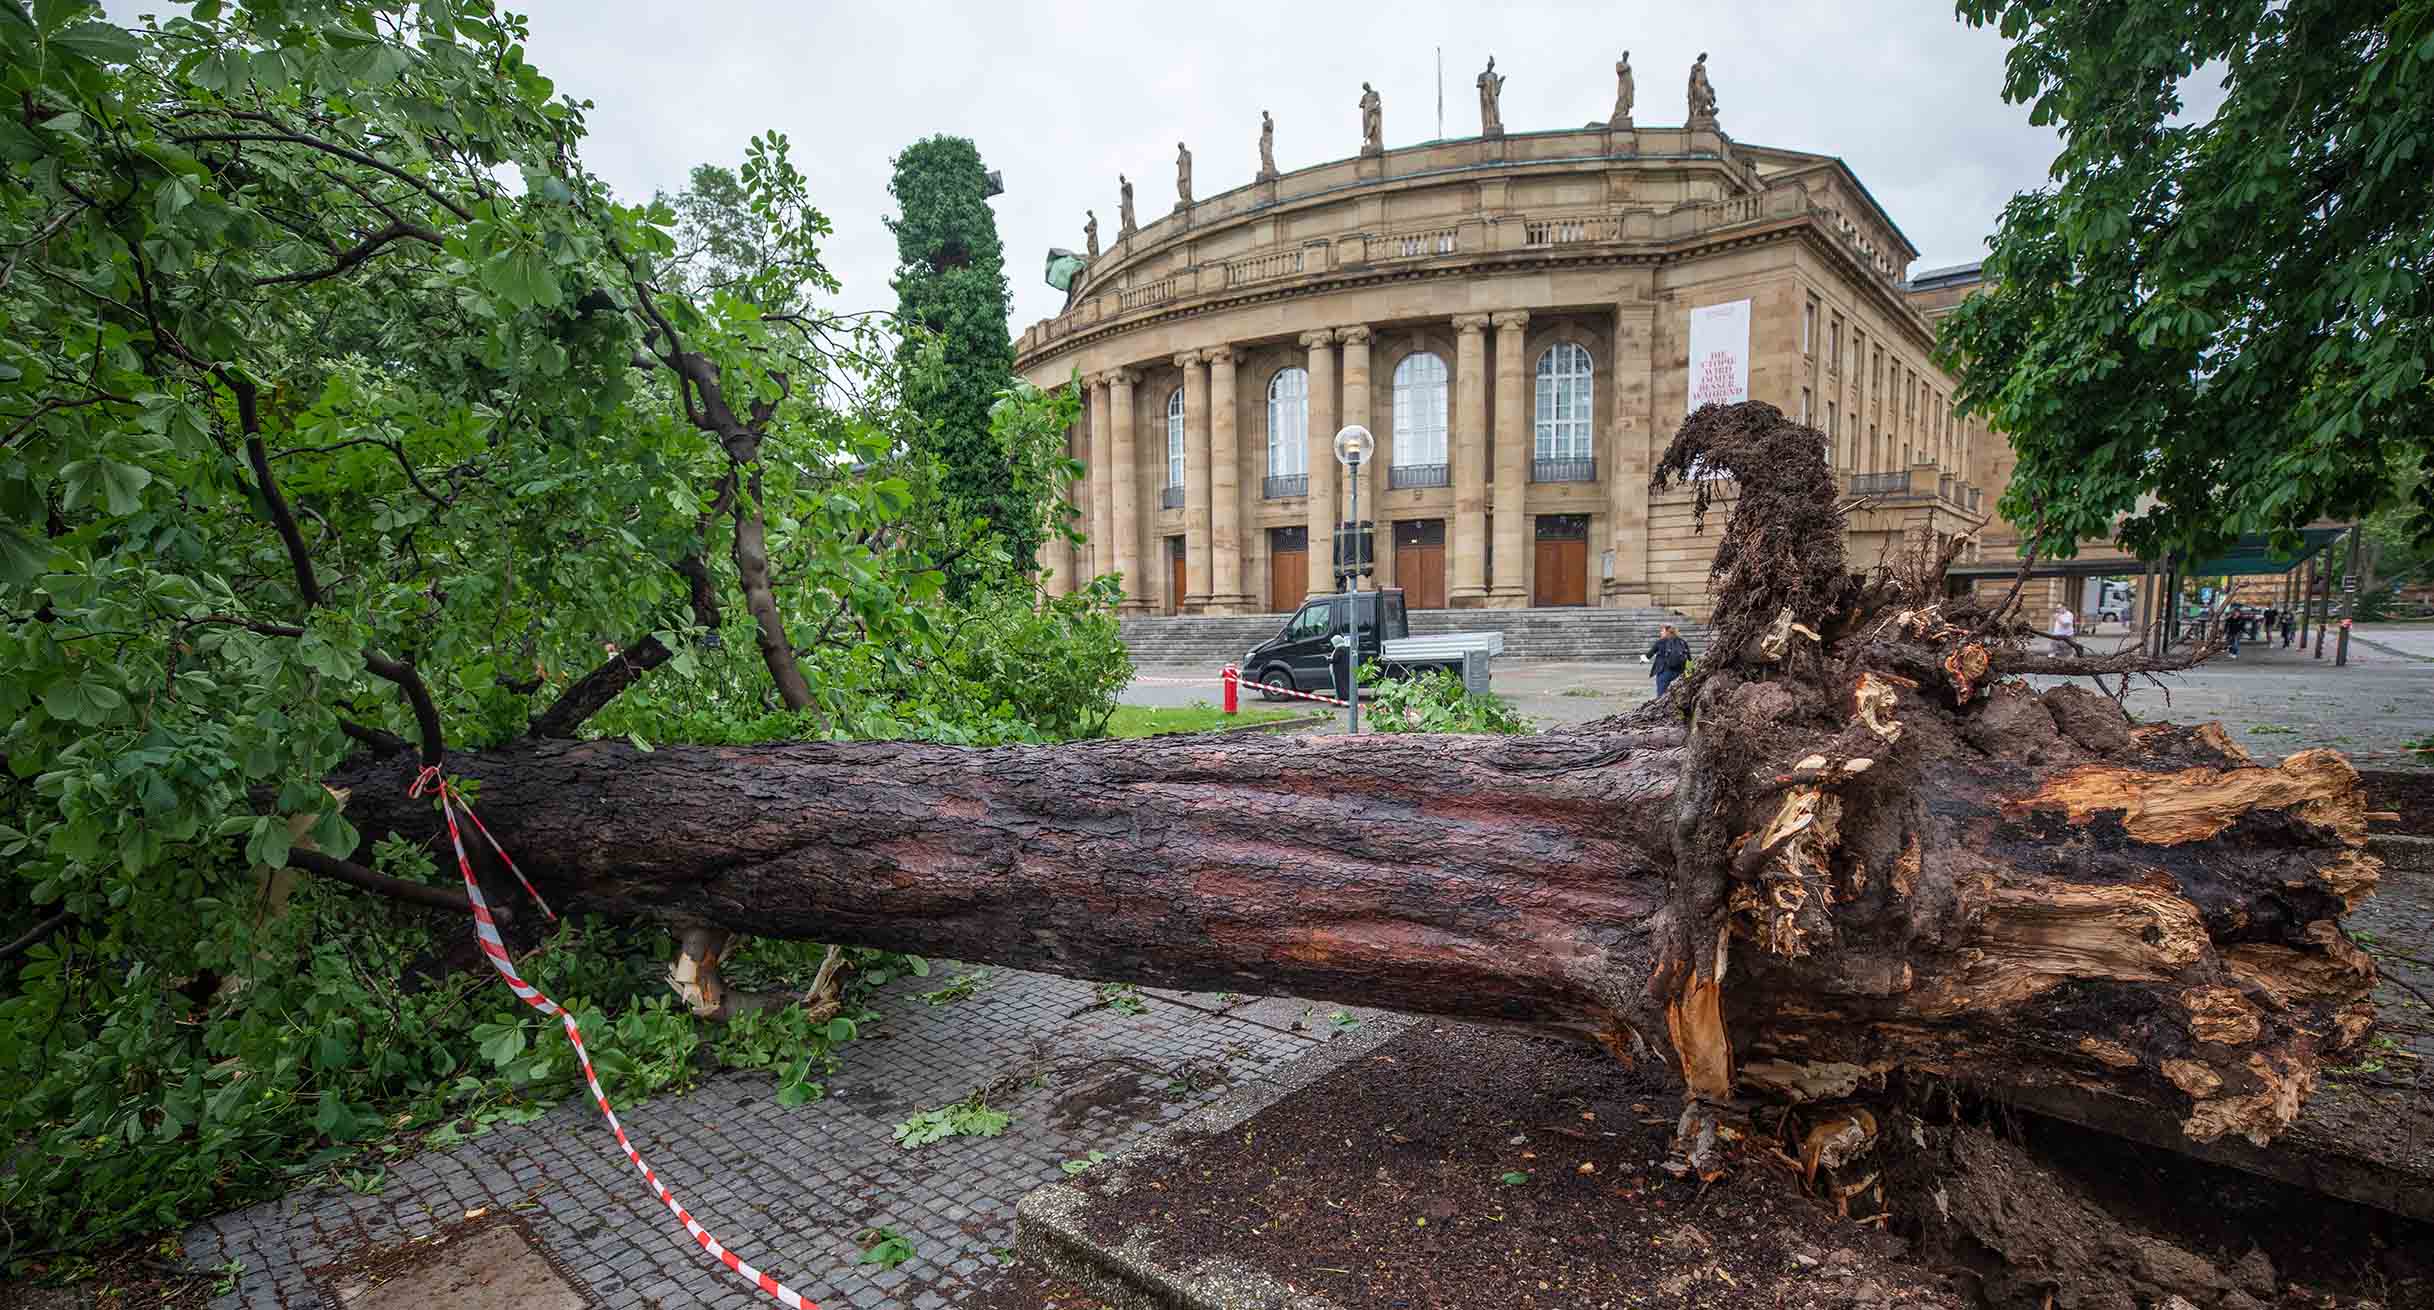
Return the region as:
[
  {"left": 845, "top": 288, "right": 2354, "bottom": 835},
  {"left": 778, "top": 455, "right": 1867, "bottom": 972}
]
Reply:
[{"left": 1012, "top": 1014, "right": 1416, "bottom": 1309}]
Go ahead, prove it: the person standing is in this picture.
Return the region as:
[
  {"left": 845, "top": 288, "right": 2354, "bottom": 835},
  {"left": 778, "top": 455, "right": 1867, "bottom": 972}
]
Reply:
[
  {"left": 2050, "top": 603, "right": 2076, "bottom": 655},
  {"left": 1645, "top": 624, "right": 1691, "bottom": 698},
  {"left": 2281, "top": 608, "right": 2296, "bottom": 647}
]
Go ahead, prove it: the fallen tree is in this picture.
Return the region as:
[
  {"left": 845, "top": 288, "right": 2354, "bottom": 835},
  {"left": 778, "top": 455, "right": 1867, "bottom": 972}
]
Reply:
[{"left": 333, "top": 402, "right": 2382, "bottom": 1168}]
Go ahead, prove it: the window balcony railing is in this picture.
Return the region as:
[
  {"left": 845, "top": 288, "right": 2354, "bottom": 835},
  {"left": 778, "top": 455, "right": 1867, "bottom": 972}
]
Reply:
[
  {"left": 1388, "top": 462, "right": 1449, "bottom": 489},
  {"left": 1847, "top": 471, "right": 1907, "bottom": 496},
  {"left": 1117, "top": 276, "right": 1179, "bottom": 311},
  {"left": 1530, "top": 456, "right": 1597, "bottom": 484},
  {"left": 1262, "top": 473, "right": 1308, "bottom": 499},
  {"left": 1225, "top": 248, "right": 1305, "bottom": 286},
  {"left": 1522, "top": 215, "right": 1620, "bottom": 247},
  {"left": 1160, "top": 484, "right": 1184, "bottom": 510},
  {"left": 1380, "top": 227, "right": 1459, "bottom": 260}
]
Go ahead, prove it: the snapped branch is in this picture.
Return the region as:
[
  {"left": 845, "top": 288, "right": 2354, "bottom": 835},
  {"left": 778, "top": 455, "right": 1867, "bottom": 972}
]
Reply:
[{"left": 285, "top": 849, "right": 480, "bottom": 915}]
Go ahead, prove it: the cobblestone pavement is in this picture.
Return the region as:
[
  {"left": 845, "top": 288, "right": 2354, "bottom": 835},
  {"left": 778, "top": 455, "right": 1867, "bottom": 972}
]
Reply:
[{"left": 183, "top": 970, "right": 1384, "bottom": 1309}]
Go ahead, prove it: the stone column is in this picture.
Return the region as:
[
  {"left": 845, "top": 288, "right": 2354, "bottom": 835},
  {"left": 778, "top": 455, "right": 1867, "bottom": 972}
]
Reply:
[
  {"left": 1338, "top": 326, "right": 1374, "bottom": 563},
  {"left": 1450, "top": 314, "right": 1491, "bottom": 607},
  {"left": 1108, "top": 368, "right": 1145, "bottom": 612},
  {"left": 1301, "top": 330, "right": 1339, "bottom": 596},
  {"left": 1209, "top": 349, "right": 1249, "bottom": 612},
  {"left": 1177, "top": 351, "right": 1213, "bottom": 612},
  {"left": 1604, "top": 301, "right": 1656, "bottom": 606},
  {"left": 1089, "top": 376, "right": 1113, "bottom": 579},
  {"left": 1489, "top": 310, "right": 1531, "bottom": 607}
]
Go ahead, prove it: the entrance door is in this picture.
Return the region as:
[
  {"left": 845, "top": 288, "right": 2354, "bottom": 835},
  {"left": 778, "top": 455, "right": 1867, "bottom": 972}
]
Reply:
[
  {"left": 1395, "top": 519, "right": 1446, "bottom": 610},
  {"left": 1269, "top": 526, "right": 1309, "bottom": 613},
  {"left": 1166, "top": 537, "right": 1186, "bottom": 616},
  {"left": 1533, "top": 514, "right": 1590, "bottom": 607}
]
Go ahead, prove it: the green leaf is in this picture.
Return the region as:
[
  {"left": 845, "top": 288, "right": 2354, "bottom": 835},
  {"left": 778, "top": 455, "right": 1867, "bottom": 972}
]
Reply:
[
  {"left": 154, "top": 177, "right": 195, "bottom": 225},
  {"left": 52, "top": 21, "right": 142, "bottom": 65},
  {"left": 309, "top": 809, "right": 360, "bottom": 861},
  {"left": 96, "top": 459, "right": 151, "bottom": 515},
  {"left": 475, "top": 1022, "right": 527, "bottom": 1068},
  {"left": 41, "top": 679, "right": 123, "bottom": 726},
  {"left": 244, "top": 817, "right": 292, "bottom": 870},
  {"left": 0, "top": 526, "right": 51, "bottom": 586},
  {"left": 1500, "top": 1171, "right": 1529, "bottom": 1185},
  {"left": 59, "top": 459, "right": 150, "bottom": 515}
]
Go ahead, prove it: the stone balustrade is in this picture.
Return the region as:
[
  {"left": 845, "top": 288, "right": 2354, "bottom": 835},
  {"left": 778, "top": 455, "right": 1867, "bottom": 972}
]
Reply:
[{"left": 1020, "top": 154, "right": 1895, "bottom": 362}]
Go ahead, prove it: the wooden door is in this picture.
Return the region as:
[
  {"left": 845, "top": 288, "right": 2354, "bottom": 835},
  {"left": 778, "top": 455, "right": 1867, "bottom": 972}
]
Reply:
[
  {"left": 1167, "top": 538, "right": 1186, "bottom": 616},
  {"left": 1395, "top": 519, "right": 1446, "bottom": 610},
  {"left": 1528, "top": 538, "right": 1586, "bottom": 603},
  {"left": 1533, "top": 515, "right": 1589, "bottom": 607},
  {"left": 1269, "top": 526, "right": 1309, "bottom": 612},
  {"left": 1269, "top": 550, "right": 1307, "bottom": 612}
]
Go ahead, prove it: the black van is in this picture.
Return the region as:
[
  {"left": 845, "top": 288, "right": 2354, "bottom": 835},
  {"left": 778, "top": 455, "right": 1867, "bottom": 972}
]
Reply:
[{"left": 1242, "top": 590, "right": 1410, "bottom": 700}]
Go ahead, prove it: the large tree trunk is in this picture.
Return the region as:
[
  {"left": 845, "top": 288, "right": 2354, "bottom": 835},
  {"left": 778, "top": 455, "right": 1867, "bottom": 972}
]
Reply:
[
  {"left": 336, "top": 681, "right": 2377, "bottom": 1157},
  {"left": 334, "top": 402, "right": 2385, "bottom": 1202}
]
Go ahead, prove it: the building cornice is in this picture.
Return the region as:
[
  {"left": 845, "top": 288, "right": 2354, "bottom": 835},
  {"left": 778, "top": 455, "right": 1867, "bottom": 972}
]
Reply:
[{"left": 1019, "top": 207, "right": 1944, "bottom": 374}]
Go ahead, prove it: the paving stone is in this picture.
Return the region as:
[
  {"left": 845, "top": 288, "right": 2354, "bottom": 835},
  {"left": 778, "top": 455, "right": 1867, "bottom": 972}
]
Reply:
[{"left": 181, "top": 964, "right": 1340, "bottom": 1307}]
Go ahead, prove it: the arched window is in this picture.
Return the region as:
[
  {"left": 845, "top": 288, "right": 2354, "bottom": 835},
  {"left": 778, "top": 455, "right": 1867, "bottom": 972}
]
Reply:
[
  {"left": 1533, "top": 342, "right": 1594, "bottom": 462},
  {"left": 1165, "top": 386, "right": 1186, "bottom": 490},
  {"left": 1266, "top": 368, "right": 1308, "bottom": 481},
  {"left": 1391, "top": 353, "right": 1449, "bottom": 480}
]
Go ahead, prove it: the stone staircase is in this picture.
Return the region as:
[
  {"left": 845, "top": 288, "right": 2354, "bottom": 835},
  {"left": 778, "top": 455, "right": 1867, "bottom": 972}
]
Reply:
[{"left": 1120, "top": 606, "right": 1708, "bottom": 669}]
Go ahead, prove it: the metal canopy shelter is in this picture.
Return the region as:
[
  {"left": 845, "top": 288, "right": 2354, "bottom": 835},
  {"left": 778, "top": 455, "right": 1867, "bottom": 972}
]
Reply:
[
  {"left": 2178, "top": 527, "right": 2350, "bottom": 578},
  {"left": 1944, "top": 525, "right": 2360, "bottom": 663},
  {"left": 1942, "top": 527, "right": 2350, "bottom": 584}
]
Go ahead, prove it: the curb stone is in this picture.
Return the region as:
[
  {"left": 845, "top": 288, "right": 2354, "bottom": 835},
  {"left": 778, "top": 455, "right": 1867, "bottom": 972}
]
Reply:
[
  {"left": 1013, "top": 1013, "right": 1417, "bottom": 1309},
  {"left": 2348, "top": 633, "right": 2434, "bottom": 664}
]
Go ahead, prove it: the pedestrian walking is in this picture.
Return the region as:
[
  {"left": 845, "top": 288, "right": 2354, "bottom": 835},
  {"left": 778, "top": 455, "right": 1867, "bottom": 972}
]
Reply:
[
  {"left": 2049, "top": 604, "right": 2076, "bottom": 655},
  {"left": 2281, "top": 610, "right": 2296, "bottom": 647},
  {"left": 2226, "top": 607, "right": 2243, "bottom": 657},
  {"left": 1645, "top": 624, "right": 1691, "bottom": 698}
]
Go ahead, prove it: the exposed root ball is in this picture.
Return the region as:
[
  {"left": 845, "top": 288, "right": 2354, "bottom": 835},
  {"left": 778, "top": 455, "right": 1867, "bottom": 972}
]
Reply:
[{"left": 1652, "top": 400, "right": 1849, "bottom": 697}]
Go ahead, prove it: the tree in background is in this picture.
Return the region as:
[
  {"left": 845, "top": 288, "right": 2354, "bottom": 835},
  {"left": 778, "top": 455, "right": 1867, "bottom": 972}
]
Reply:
[
  {"left": 1941, "top": 0, "right": 2434, "bottom": 562},
  {"left": 886, "top": 136, "right": 1026, "bottom": 587},
  {"left": 657, "top": 162, "right": 835, "bottom": 316}
]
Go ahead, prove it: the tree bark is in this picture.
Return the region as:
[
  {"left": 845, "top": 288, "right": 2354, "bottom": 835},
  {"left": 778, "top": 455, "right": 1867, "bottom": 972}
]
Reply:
[{"left": 333, "top": 682, "right": 2378, "bottom": 1155}]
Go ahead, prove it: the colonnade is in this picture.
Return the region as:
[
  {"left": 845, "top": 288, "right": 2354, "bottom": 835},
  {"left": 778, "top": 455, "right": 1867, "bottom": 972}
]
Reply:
[{"left": 1045, "top": 306, "right": 1657, "bottom": 615}]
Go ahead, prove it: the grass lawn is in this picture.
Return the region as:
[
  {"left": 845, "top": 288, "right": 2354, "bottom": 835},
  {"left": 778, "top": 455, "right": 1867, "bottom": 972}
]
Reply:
[{"left": 1104, "top": 704, "right": 1320, "bottom": 738}]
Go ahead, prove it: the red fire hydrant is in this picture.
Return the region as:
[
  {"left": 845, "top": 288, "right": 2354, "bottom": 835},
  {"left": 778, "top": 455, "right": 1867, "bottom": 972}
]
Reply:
[{"left": 1221, "top": 663, "right": 1238, "bottom": 716}]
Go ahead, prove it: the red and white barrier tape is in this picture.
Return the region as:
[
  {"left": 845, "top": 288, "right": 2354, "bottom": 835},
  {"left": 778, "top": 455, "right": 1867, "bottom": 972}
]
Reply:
[
  {"left": 1232, "top": 677, "right": 1350, "bottom": 708},
  {"left": 409, "top": 766, "right": 819, "bottom": 1310}
]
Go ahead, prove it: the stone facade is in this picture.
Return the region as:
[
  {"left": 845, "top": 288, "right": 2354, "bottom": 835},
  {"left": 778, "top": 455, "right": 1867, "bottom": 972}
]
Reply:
[{"left": 1022, "top": 114, "right": 2001, "bottom": 617}]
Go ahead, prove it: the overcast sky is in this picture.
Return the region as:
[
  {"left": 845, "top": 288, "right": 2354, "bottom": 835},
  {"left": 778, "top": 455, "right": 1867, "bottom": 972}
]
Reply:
[
  {"left": 131, "top": 2, "right": 2081, "bottom": 329},
  {"left": 491, "top": 1, "right": 2077, "bottom": 331}
]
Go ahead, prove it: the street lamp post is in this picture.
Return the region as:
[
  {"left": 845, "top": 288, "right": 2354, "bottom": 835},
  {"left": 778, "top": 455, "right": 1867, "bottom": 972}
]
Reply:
[{"left": 1333, "top": 425, "right": 1374, "bottom": 735}]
